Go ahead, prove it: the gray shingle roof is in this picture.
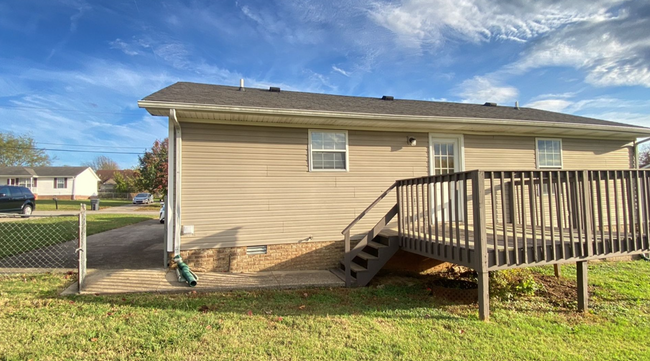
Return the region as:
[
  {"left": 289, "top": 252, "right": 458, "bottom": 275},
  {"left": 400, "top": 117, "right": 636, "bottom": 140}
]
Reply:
[
  {"left": 141, "top": 82, "right": 644, "bottom": 129},
  {"left": 0, "top": 167, "right": 37, "bottom": 177},
  {"left": 0, "top": 167, "right": 89, "bottom": 177}
]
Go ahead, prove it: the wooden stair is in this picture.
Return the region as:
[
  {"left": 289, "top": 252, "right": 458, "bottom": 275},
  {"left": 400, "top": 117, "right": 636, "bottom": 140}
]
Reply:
[{"left": 331, "top": 231, "right": 399, "bottom": 287}]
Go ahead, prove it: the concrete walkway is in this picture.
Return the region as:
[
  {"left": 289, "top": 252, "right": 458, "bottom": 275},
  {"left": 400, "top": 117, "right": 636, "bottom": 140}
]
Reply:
[{"left": 62, "top": 269, "right": 344, "bottom": 295}]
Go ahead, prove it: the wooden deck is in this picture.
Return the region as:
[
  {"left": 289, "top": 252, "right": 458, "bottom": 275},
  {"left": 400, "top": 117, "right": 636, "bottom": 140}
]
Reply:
[
  {"left": 341, "top": 169, "right": 650, "bottom": 320},
  {"left": 399, "top": 222, "right": 649, "bottom": 271}
]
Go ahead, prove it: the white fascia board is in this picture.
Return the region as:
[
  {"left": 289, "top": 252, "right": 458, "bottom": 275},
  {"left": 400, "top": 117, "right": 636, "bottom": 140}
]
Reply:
[{"left": 137, "top": 100, "right": 650, "bottom": 138}]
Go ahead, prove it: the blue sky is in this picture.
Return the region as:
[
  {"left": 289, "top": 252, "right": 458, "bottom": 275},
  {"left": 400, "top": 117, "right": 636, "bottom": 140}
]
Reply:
[{"left": 1, "top": 0, "right": 650, "bottom": 168}]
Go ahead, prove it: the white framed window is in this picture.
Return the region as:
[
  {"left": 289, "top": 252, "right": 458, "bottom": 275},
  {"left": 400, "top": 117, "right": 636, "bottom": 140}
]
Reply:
[
  {"left": 429, "top": 133, "right": 465, "bottom": 176},
  {"left": 309, "top": 130, "right": 348, "bottom": 171},
  {"left": 536, "top": 138, "right": 563, "bottom": 169},
  {"left": 56, "top": 178, "right": 66, "bottom": 189}
]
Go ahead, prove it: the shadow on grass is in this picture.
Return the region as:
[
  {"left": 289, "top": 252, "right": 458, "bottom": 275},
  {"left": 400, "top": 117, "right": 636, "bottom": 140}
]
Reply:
[{"left": 59, "top": 278, "right": 468, "bottom": 321}]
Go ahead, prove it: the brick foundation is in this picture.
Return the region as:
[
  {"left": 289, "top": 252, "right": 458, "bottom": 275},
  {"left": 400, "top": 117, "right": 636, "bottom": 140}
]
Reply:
[{"left": 175, "top": 241, "right": 345, "bottom": 272}]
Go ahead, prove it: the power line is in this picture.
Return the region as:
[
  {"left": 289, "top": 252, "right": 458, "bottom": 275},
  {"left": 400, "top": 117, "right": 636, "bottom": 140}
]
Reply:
[
  {"left": 36, "top": 142, "right": 147, "bottom": 149},
  {"left": 0, "top": 104, "right": 139, "bottom": 115},
  {"left": 1, "top": 146, "right": 143, "bottom": 155}
]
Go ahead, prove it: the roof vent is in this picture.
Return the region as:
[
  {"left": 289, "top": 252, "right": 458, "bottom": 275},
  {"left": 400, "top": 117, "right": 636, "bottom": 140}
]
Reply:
[
  {"left": 382, "top": 95, "right": 394, "bottom": 101},
  {"left": 239, "top": 78, "right": 245, "bottom": 92},
  {"left": 515, "top": 101, "right": 520, "bottom": 110},
  {"left": 269, "top": 86, "right": 281, "bottom": 92},
  {"left": 483, "top": 102, "right": 497, "bottom": 107}
]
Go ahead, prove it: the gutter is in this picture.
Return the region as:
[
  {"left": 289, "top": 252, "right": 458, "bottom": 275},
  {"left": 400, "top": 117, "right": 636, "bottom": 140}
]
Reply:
[{"left": 137, "top": 100, "right": 650, "bottom": 138}]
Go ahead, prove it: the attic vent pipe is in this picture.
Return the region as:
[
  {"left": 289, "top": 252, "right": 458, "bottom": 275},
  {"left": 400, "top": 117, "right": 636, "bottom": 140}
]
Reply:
[
  {"left": 515, "top": 101, "right": 520, "bottom": 110},
  {"left": 382, "top": 95, "right": 394, "bottom": 101},
  {"left": 239, "top": 79, "right": 245, "bottom": 91},
  {"left": 269, "top": 86, "right": 281, "bottom": 92},
  {"left": 483, "top": 102, "right": 497, "bottom": 107}
]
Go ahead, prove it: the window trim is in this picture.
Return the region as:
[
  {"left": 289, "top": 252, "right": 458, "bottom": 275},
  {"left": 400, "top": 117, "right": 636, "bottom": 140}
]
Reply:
[
  {"left": 428, "top": 133, "right": 465, "bottom": 176},
  {"left": 56, "top": 177, "right": 66, "bottom": 189},
  {"left": 308, "top": 129, "right": 349, "bottom": 172},
  {"left": 536, "top": 138, "right": 563, "bottom": 169}
]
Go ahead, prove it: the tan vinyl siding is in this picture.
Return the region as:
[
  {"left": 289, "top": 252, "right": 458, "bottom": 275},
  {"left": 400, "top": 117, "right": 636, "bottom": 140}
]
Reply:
[
  {"left": 464, "top": 135, "right": 535, "bottom": 170},
  {"left": 562, "top": 138, "right": 633, "bottom": 169},
  {"left": 180, "top": 122, "right": 635, "bottom": 250},
  {"left": 180, "top": 123, "right": 428, "bottom": 249}
]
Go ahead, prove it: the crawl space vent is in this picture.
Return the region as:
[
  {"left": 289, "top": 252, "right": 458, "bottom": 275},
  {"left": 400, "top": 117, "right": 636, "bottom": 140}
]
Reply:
[{"left": 247, "top": 245, "right": 268, "bottom": 255}]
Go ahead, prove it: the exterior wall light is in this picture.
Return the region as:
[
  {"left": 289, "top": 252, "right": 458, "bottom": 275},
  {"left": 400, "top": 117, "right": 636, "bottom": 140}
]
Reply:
[{"left": 408, "top": 137, "right": 417, "bottom": 146}]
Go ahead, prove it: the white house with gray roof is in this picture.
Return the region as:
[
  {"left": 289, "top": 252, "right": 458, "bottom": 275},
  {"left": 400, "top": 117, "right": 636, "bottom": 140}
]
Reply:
[{"left": 0, "top": 166, "right": 100, "bottom": 199}]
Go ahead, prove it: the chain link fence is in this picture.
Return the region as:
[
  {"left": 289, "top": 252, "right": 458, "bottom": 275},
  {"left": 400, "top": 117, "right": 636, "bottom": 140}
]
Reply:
[{"left": 0, "top": 213, "right": 84, "bottom": 274}]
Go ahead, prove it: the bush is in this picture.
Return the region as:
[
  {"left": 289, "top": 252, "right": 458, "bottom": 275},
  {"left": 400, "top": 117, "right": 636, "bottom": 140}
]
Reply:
[{"left": 490, "top": 268, "right": 544, "bottom": 300}]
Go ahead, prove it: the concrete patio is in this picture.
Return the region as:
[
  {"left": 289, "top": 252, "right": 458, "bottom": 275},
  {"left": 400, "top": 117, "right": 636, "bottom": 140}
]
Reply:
[{"left": 61, "top": 268, "right": 345, "bottom": 295}]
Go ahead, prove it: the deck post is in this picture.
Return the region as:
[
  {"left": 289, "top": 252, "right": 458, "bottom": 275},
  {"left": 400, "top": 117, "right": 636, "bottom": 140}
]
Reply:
[
  {"left": 577, "top": 261, "right": 588, "bottom": 312},
  {"left": 472, "top": 170, "right": 490, "bottom": 321},
  {"left": 344, "top": 231, "right": 351, "bottom": 287}
]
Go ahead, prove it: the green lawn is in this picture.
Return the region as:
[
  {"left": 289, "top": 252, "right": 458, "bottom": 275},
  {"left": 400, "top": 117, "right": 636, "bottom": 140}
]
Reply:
[
  {"left": 36, "top": 199, "right": 133, "bottom": 211},
  {"left": 0, "top": 214, "right": 157, "bottom": 258},
  {"left": 0, "top": 261, "right": 649, "bottom": 360}
]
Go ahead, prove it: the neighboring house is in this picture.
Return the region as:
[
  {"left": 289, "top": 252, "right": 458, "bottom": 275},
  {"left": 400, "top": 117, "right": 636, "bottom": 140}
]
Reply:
[
  {"left": 96, "top": 170, "right": 135, "bottom": 191},
  {"left": 138, "top": 82, "right": 650, "bottom": 288},
  {"left": 0, "top": 166, "right": 100, "bottom": 199}
]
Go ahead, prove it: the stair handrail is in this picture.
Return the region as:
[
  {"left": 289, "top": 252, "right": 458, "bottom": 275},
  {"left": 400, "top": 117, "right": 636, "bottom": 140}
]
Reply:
[
  {"left": 341, "top": 182, "right": 398, "bottom": 287},
  {"left": 341, "top": 182, "right": 397, "bottom": 235}
]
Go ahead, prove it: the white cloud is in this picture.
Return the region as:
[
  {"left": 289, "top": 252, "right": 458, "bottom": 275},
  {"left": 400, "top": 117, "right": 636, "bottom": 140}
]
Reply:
[
  {"left": 506, "top": 2, "right": 650, "bottom": 88},
  {"left": 110, "top": 39, "right": 139, "bottom": 56},
  {"left": 525, "top": 99, "right": 573, "bottom": 112},
  {"left": 454, "top": 76, "right": 518, "bottom": 104},
  {"left": 368, "top": 0, "right": 624, "bottom": 49},
  {"left": 332, "top": 66, "right": 351, "bottom": 77}
]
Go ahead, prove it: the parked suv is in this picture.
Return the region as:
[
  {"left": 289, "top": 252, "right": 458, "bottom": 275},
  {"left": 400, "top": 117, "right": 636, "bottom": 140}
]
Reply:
[{"left": 0, "top": 186, "right": 36, "bottom": 216}]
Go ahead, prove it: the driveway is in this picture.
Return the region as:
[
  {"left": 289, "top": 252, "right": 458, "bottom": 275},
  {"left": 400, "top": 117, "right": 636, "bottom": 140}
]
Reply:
[
  {"left": 86, "top": 219, "right": 164, "bottom": 269},
  {"left": 0, "top": 219, "right": 164, "bottom": 270}
]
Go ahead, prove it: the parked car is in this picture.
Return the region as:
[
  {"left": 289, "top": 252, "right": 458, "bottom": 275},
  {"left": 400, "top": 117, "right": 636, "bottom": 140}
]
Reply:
[
  {"left": 132, "top": 193, "right": 154, "bottom": 204},
  {"left": 159, "top": 203, "right": 165, "bottom": 224},
  {"left": 0, "top": 185, "right": 36, "bottom": 216}
]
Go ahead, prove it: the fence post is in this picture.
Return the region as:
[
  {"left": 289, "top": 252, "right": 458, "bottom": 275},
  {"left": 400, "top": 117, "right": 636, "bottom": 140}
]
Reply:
[
  {"left": 77, "top": 204, "right": 87, "bottom": 293},
  {"left": 472, "top": 170, "right": 489, "bottom": 321}
]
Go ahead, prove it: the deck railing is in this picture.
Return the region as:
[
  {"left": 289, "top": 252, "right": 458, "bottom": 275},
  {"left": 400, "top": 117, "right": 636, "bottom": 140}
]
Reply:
[{"left": 396, "top": 170, "right": 650, "bottom": 271}]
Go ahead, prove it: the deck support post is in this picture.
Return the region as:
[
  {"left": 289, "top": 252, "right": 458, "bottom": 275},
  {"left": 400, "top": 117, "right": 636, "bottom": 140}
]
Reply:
[
  {"left": 577, "top": 261, "right": 588, "bottom": 312},
  {"left": 472, "top": 171, "right": 490, "bottom": 321},
  {"left": 478, "top": 271, "right": 489, "bottom": 321}
]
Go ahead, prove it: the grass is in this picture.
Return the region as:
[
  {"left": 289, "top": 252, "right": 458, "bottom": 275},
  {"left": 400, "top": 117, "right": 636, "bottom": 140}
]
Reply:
[
  {"left": 36, "top": 199, "right": 133, "bottom": 211},
  {"left": 133, "top": 202, "right": 163, "bottom": 211},
  {"left": 0, "top": 260, "right": 649, "bottom": 360},
  {"left": 0, "top": 214, "right": 157, "bottom": 258}
]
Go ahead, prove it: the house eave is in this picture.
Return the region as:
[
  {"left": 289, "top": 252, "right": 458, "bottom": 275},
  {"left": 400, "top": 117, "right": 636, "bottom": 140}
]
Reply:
[{"left": 137, "top": 100, "right": 650, "bottom": 140}]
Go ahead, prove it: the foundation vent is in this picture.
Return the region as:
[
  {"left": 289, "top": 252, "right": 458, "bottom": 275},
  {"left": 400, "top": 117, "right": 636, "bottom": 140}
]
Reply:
[{"left": 246, "top": 245, "right": 268, "bottom": 255}]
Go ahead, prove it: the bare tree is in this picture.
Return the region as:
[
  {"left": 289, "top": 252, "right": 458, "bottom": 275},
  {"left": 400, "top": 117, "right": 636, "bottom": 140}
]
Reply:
[{"left": 83, "top": 155, "right": 119, "bottom": 171}]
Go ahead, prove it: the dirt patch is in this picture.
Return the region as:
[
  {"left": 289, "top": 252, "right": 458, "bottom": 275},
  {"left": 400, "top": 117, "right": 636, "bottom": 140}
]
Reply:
[
  {"left": 372, "top": 266, "right": 594, "bottom": 308},
  {"left": 534, "top": 274, "right": 594, "bottom": 308}
]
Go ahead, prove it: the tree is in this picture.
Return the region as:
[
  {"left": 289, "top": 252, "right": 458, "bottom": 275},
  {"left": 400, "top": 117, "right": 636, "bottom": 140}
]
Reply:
[
  {"left": 134, "top": 138, "right": 168, "bottom": 196},
  {"left": 0, "top": 132, "right": 52, "bottom": 167},
  {"left": 639, "top": 144, "right": 650, "bottom": 168},
  {"left": 113, "top": 171, "right": 138, "bottom": 193},
  {"left": 83, "top": 155, "right": 119, "bottom": 171}
]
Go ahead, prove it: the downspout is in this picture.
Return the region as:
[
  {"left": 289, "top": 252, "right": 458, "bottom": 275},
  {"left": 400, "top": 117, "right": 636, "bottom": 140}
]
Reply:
[{"left": 168, "top": 109, "right": 182, "bottom": 258}]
